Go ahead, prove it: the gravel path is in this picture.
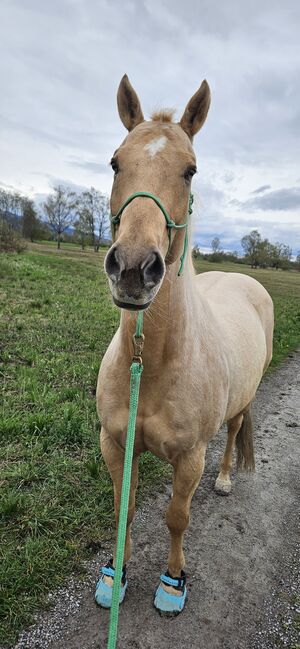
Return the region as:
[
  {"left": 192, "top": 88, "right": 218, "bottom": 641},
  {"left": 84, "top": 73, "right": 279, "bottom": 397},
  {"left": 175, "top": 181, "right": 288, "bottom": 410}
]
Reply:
[{"left": 10, "top": 350, "right": 300, "bottom": 649}]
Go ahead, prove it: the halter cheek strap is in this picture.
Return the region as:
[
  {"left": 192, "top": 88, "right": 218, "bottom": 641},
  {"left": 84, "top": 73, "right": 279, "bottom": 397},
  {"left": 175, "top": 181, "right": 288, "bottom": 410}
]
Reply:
[{"left": 110, "top": 191, "right": 194, "bottom": 276}]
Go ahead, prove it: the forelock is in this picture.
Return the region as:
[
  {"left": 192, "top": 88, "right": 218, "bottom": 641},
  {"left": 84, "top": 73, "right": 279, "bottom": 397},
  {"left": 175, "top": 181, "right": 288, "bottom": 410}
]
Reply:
[{"left": 150, "top": 109, "right": 175, "bottom": 123}]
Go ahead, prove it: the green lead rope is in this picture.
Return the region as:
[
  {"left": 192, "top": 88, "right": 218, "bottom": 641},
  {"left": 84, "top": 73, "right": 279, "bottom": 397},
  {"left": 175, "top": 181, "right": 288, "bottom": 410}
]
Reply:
[
  {"left": 107, "top": 311, "right": 144, "bottom": 649},
  {"left": 106, "top": 194, "right": 194, "bottom": 646}
]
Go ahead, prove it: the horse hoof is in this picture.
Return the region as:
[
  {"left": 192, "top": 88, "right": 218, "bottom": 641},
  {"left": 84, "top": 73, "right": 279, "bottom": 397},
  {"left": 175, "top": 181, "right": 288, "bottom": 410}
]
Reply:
[
  {"left": 154, "top": 572, "right": 187, "bottom": 616},
  {"left": 95, "top": 560, "right": 128, "bottom": 608},
  {"left": 214, "top": 477, "right": 231, "bottom": 496}
]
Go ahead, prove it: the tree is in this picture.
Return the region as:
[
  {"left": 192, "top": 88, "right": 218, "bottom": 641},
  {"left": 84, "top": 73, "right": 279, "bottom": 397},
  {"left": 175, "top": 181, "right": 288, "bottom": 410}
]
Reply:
[
  {"left": 267, "top": 242, "right": 281, "bottom": 269},
  {"left": 76, "top": 188, "right": 110, "bottom": 251},
  {"left": 96, "top": 192, "right": 110, "bottom": 247},
  {"left": 256, "top": 237, "right": 270, "bottom": 268},
  {"left": 211, "top": 236, "right": 222, "bottom": 253},
  {"left": 192, "top": 245, "right": 201, "bottom": 259},
  {"left": 22, "top": 198, "right": 39, "bottom": 242},
  {"left": 0, "top": 189, "right": 23, "bottom": 229},
  {"left": 43, "top": 186, "right": 76, "bottom": 249},
  {"left": 76, "top": 189, "right": 96, "bottom": 250},
  {"left": 296, "top": 252, "right": 300, "bottom": 272},
  {"left": 241, "top": 230, "right": 262, "bottom": 268},
  {"left": 209, "top": 236, "right": 223, "bottom": 262},
  {"left": 74, "top": 211, "right": 90, "bottom": 250},
  {"left": 0, "top": 189, "right": 11, "bottom": 220},
  {"left": 278, "top": 243, "right": 292, "bottom": 270},
  {"left": 240, "top": 230, "right": 293, "bottom": 270}
]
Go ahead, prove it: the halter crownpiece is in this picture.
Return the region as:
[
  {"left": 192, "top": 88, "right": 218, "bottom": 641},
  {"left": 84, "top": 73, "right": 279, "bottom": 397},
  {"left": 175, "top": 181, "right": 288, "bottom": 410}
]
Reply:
[{"left": 110, "top": 191, "right": 194, "bottom": 276}]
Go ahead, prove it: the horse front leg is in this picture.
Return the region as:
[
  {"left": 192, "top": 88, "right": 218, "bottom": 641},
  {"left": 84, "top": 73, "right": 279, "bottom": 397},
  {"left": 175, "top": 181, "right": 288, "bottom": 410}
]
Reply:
[
  {"left": 95, "top": 427, "right": 138, "bottom": 608},
  {"left": 154, "top": 441, "right": 207, "bottom": 615}
]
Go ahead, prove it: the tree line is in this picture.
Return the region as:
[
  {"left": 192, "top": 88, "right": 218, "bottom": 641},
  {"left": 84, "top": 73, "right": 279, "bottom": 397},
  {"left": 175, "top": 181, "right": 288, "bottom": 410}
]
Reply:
[
  {"left": 1, "top": 187, "right": 299, "bottom": 270},
  {"left": 0, "top": 185, "right": 110, "bottom": 252},
  {"left": 193, "top": 232, "right": 300, "bottom": 271}
]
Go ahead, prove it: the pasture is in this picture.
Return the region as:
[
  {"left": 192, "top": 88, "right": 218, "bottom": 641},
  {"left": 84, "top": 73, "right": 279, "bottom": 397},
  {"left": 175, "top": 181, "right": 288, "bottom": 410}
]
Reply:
[{"left": 1, "top": 244, "right": 300, "bottom": 644}]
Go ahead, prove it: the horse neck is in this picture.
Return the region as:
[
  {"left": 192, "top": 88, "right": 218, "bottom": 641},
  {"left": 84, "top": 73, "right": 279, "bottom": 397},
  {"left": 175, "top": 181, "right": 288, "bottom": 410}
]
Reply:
[{"left": 119, "top": 250, "right": 205, "bottom": 367}]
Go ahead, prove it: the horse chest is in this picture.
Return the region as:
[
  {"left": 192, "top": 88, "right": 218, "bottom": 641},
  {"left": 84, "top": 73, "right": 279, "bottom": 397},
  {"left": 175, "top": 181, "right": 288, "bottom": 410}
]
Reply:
[{"left": 99, "top": 369, "right": 222, "bottom": 461}]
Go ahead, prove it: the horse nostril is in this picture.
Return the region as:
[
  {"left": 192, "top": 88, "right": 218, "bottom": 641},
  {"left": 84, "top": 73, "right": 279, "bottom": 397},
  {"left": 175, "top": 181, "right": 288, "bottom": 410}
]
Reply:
[
  {"left": 141, "top": 251, "right": 165, "bottom": 287},
  {"left": 105, "top": 246, "right": 124, "bottom": 282}
]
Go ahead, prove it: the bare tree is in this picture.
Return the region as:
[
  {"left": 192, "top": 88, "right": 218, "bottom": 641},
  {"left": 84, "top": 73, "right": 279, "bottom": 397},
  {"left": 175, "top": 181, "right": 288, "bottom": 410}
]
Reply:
[
  {"left": 96, "top": 192, "right": 110, "bottom": 248},
  {"left": 74, "top": 211, "right": 90, "bottom": 250},
  {"left": 76, "top": 188, "right": 110, "bottom": 251},
  {"left": 76, "top": 189, "right": 97, "bottom": 250},
  {"left": 0, "top": 189, "right": 11, "bottom": 224},
  {"left": 22, "top": 198, "right": 39, "bottom": 242},
  {"left": 211, "top": 236, "right": 222, "bottom": 253},
  {"left": 44, "top": 186, "right": 76, "bottom": 249},
  {"left": 0, "top": 189, "right": 23, "bottom": 225},
  {"left": 0, "top": 190, "right": 32, "bottom": 250}
]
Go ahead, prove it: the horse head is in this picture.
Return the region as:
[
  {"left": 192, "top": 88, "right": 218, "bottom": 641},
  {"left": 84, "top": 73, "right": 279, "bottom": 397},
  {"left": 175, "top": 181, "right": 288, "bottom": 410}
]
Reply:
[{"left": 105, "top": 74, "right": 211, "bottom": 310}]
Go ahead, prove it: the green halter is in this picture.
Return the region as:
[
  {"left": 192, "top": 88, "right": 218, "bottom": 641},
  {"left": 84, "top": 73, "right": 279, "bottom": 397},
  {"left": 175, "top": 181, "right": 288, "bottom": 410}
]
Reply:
[{"left": 110, "top": 191, "right": 194, "bottom": 276}]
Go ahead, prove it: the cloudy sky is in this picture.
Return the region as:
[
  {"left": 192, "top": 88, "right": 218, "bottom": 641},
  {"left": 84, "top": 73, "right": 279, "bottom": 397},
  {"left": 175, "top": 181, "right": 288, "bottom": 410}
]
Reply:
[{"left": 1, "top": 0, "right": 299, "bottom": 253}]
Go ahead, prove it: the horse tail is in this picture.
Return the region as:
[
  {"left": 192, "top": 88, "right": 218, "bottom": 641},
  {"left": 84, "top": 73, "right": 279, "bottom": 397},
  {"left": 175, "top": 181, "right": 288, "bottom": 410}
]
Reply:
[{"left": 235, "top": 408, "right": 255, "bottom": 471}]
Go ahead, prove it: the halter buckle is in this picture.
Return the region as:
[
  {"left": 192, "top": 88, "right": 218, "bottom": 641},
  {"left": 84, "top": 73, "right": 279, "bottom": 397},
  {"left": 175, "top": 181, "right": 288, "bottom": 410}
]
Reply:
[{"left": 132, "top": 333, "right": 145, "bottom": 364}]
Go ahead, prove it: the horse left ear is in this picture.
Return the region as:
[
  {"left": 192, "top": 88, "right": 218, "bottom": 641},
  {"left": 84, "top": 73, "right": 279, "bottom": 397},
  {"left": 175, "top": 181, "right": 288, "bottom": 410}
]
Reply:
[
  {"left": 117, "top": 74, "right": 144, "bottom": 132},
  {"left": 179, "top": 80, "right": 211, "bottom": 139}
]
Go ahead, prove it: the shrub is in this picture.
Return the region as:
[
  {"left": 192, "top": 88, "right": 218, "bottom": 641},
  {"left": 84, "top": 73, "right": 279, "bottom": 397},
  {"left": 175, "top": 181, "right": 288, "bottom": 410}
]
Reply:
[{"left": 0, "top": 220, "right": 27, "bottom": 253}]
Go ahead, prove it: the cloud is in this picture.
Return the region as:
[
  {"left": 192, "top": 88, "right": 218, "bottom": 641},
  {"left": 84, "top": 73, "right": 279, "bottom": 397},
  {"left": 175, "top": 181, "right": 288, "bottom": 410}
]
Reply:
[
  {"left": 251, "top": 184, "right": 271, "bottom": 194},
  {"left": 47, "top": 177, "right": 90, "bottom": 194},
  {"left": 192, "top": 209, "right": 300, "bottom": 253},
  {"left": 190, "top": 177, "right": 300, "bottom": 253},
  {"left": 0, "top": 180, "right": 18, "bottom": 191},
  {"left": 234, "top": 187, "right": 300, "bottom": 211},
  {"left": 0, "top": 0, "right": 300, "bottom": 251},
  {"left": 32, "top": 177, "right": 91, "bottom": 208},
  {"left": 222, "top": 172, "right": 235, "bottom": 185},
  {"left": 67, "top": 158, "right": 109, "bottom": 174}
]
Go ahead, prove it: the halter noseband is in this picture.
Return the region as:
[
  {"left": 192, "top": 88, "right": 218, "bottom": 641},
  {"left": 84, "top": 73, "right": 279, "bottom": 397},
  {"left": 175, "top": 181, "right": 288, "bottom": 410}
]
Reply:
[{"left": 110, "top": 191, "right": 194, "bottom": 276}]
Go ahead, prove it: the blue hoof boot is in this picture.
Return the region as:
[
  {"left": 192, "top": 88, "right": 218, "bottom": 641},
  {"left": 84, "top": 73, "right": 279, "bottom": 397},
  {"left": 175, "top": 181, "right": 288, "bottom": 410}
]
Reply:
[
  {"left": 154, "top": 571, "right": 187, "bottom": 616},
  {"left": 95, "top": 559, "right": 128, "bottom": 609}
]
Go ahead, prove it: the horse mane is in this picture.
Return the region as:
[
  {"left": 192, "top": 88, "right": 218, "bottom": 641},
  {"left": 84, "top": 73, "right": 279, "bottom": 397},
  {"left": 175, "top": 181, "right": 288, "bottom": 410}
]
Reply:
[{"left": 151, "top": 109, "right": 175, "bottom": 123}]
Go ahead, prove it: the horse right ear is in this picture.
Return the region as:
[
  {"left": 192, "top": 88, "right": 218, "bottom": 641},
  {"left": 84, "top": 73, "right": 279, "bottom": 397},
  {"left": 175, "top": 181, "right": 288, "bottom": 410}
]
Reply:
[{"left": 117, "top": 74, "right": 144, "bottom": 132}]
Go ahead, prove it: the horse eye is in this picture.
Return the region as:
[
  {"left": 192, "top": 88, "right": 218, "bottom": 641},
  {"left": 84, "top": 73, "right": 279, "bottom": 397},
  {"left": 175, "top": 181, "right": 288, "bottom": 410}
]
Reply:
[
  {"left": 184, "top": 166, "right": 197, "bottom": 182},
  {"left": 111, "top": 158, "right": 119, "bottom": 174}
]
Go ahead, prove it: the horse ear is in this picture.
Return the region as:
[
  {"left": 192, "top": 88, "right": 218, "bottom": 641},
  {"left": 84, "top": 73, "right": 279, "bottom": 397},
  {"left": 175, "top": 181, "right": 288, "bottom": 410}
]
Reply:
[
  {"left": 117, "top": 74, "right": 144, "bottom": 132},
  {"left": 179, "top": 80, "right": 211, "bottom": 139}
]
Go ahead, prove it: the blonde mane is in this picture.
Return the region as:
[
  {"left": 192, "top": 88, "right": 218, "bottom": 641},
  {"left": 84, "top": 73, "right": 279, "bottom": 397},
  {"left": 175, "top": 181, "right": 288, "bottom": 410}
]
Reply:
[{"left": 151, "top": 109, "right": 175, "bottom": 123}]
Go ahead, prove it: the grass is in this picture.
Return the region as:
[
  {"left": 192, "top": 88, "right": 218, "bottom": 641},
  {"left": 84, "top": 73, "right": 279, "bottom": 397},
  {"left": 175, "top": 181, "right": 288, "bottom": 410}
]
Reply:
[{"left": 1, "top": 245, "right": 300, "bottom": 645}]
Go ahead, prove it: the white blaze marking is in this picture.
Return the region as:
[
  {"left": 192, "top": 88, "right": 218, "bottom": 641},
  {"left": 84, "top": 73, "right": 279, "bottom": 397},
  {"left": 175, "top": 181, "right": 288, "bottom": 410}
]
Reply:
[{"left": 144, "top": 135, "right": 167, "bottom": 158}]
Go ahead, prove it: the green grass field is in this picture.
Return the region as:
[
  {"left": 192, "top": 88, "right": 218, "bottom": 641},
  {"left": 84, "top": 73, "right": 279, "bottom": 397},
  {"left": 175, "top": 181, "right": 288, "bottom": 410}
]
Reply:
[{"left": 1, "top": 244, "right": 300, "bottom": 645}]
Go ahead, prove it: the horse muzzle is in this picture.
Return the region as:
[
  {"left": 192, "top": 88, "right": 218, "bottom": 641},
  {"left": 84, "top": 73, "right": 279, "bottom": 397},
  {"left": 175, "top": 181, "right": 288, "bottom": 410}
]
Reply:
[{"left": 104, "top": 245, "right": 165, "bottom": 311}]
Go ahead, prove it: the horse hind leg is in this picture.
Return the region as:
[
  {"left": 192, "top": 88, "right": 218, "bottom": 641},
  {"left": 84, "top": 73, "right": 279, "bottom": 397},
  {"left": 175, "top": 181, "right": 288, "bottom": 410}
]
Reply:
[{"left": 215, "top": 407, "right": 255, "bottom": 496}]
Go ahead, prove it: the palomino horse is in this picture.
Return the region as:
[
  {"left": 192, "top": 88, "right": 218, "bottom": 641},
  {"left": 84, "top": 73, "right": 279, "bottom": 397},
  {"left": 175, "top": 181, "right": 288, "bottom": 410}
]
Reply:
[{"left": 95, "top": 75, "right": 274, "bottom": 614}]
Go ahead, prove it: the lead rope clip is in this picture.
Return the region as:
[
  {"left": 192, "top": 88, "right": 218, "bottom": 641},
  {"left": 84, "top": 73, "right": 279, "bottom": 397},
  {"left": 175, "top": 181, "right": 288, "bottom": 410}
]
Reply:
[{"left": 132, "top": 332, "right": 145, "bottom": 364}]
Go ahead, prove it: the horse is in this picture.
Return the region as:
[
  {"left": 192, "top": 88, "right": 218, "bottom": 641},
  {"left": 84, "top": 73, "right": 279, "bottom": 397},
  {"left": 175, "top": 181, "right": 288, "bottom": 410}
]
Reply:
[{"left": 95, "top": 74, "right": 274, "bottom": 615}]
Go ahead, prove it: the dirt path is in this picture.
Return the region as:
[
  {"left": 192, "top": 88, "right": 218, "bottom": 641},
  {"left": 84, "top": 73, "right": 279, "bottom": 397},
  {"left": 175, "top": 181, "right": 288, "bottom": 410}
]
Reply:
[{"left": 13, "top": 351, "right": 300, "bottom": 649}]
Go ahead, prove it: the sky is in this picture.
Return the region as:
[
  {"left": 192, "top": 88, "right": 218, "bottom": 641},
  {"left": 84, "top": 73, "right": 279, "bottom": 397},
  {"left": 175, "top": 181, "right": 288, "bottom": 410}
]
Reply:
[{"left": 1, "top": 0, "right": 299, "bottom": 253}]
